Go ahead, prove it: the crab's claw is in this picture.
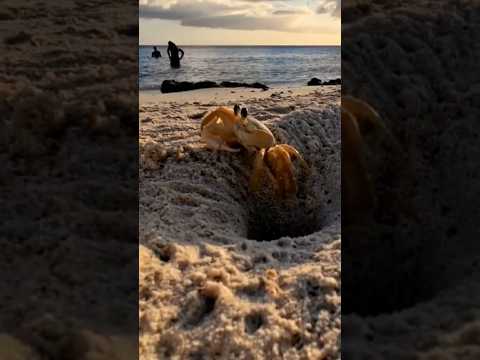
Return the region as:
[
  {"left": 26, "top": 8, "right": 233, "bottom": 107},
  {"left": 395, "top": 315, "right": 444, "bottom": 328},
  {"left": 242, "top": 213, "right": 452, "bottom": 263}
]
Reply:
[{"left": 200, "top": 106, "right": 242, "bottom": 152}]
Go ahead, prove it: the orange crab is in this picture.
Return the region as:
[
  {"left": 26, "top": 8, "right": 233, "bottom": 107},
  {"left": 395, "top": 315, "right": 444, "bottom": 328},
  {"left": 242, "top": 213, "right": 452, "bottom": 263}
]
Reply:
[
  {"left": 200, "top": 105, "right": 275, "bottom": 152},
  {"left": 200, "top": 105, "right": 309, "bottom": 197}
]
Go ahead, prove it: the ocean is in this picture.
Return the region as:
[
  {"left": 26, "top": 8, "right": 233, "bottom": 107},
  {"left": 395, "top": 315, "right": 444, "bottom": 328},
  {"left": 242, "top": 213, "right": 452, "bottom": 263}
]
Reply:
[{"left": 139, "top": 46, "right": 340, "bottom": 91}]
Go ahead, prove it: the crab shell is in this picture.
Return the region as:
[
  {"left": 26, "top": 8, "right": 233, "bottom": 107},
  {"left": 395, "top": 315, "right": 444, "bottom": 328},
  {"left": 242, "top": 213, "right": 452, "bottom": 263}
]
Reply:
[
  {"left": 200, "top": 106, "right": 275, "bottom": 152},
  {"left": 234, "top": 116, "right": 276, "bottom": 152}
]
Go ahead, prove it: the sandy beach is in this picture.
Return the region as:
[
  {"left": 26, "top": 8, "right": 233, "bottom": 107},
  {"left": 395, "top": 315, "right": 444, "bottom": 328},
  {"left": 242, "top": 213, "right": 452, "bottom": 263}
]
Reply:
[{"left": 139, "top": 85, "right": 341, "bottom": 359}]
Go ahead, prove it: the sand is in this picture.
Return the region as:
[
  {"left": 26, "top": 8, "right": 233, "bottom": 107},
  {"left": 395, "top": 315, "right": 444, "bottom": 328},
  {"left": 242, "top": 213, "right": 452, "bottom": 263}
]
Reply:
[
  {"left": 342, "top": 0, "right": 480, "bottom": 358},
  {"left": 139, "top": 86, "right": 341, "bottom": 359},
  {"left": 0, "top": 0, "right": 138, "bottom": 358}
]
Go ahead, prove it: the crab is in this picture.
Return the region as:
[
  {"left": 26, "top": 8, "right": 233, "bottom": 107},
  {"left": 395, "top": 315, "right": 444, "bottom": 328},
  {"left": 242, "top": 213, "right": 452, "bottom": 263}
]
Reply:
[
  {"left": 200, "top": 104, "right": 309, "bottom": 197},
  {"left": 249, "top": 144, "right": 310, "bottom": 198},
  {"left": 200, "top": 105, "right": 275, "bottom": 152}
]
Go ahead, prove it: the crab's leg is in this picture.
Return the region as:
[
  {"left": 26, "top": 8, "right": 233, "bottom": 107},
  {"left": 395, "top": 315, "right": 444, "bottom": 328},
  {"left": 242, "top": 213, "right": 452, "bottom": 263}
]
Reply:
[
  {"left": 249, "top": 149, "right": 278, "bottom": 194},
  {"left": 265, "top": 146, "right": 297, "bottom": 197},
  {"left": 279, "top": 144, "right": 310, "bottom": 174},
  {"left": 202, "top": 133, "right": 241, "bottom": 152}
]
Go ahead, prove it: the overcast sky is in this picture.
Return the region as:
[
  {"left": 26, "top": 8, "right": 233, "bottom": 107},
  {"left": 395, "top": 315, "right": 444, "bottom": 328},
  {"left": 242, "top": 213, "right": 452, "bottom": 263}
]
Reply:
[{"left": 139, "top": 0, "right": 340, "bottom": 45}]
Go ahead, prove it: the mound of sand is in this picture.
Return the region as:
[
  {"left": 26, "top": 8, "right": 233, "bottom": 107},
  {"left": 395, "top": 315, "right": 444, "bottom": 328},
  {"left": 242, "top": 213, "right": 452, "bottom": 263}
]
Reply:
[{"left": 139, "top": 87, "right": 341, "bottom": 359}]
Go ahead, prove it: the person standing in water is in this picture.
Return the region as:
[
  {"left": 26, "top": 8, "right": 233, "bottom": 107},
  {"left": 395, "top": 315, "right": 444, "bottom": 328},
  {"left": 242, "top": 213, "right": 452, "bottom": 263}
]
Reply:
[
  {"left": 151, "top": 46, "right": 161, "bottom": 59},
  {"left": 167, "top": 41, "right": 184, "bottom": 68}
]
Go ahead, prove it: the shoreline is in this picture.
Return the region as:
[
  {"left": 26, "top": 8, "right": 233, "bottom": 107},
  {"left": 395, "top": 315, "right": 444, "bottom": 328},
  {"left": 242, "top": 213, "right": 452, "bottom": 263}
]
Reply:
[{"left": 140, "top": 85, "right": 337, "bottom": 105}]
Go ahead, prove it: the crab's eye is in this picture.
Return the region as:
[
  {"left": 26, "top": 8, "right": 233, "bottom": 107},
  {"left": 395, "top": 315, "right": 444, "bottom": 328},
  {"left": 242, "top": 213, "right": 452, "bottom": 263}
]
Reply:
[
  {"left": 241, "top": 108, "right": 248, "bottom": 118},
  {"left": 233, "top": 104, "right": 240, "bottom": 114}
]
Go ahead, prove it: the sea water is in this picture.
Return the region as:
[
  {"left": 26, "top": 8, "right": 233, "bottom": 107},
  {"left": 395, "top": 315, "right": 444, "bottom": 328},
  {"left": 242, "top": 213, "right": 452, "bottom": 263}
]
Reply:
[{"left": 139, "top": 46, "right": 340, "bottom": 91}]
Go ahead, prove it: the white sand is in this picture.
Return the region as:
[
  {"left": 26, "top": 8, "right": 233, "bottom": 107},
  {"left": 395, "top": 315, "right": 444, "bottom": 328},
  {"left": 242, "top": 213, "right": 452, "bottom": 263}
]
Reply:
[
  {"left": 140, "top": 86, "right": 341, "bottom": 359},
  {"left": 140, "top": 86, "right": 325, "bottom": 105}
]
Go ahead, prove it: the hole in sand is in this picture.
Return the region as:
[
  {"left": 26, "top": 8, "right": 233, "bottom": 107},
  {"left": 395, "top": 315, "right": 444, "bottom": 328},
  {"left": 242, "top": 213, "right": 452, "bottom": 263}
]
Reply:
[
  {"left": 153, "top": 244, "right": 172, "bottom": 262},
  {"left": 243, "top": 112, "right": 340, "bottom": 242},
  {"left": 247, "top": 200, "right": 324, "bottom": 241},
  {"left": 182, "top": 290, "right": 217, "bottom": 328},
  {"left": 290, "top": 333, "right": 305, "bottom": 350},
  {"left": 156, "top": 338, "right": 177, "bottom": 358},
  {"left": 188, "top": 351, "right": 207, "bottom": 360},
  {"left": 245, "top": 173, "right": 334, "bottom": 241},
  {"left": 244, "top": 312, "right": 264, "bottom": 334}
]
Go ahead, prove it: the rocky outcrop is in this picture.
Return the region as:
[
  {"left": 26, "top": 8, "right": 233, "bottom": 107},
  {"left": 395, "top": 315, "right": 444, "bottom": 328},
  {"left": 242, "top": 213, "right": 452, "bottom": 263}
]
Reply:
[
  {"left": 307, "top": 78, "right": 341, "bottom": 86},
  {"left": 160, "top": 80, "right": 219, "bottom": 93},
  {"left": 219, "top": 81, "right": 269, "bottom": 91},
  {"left": 161, "top": 80, "right": 269, "bottom": 93}
]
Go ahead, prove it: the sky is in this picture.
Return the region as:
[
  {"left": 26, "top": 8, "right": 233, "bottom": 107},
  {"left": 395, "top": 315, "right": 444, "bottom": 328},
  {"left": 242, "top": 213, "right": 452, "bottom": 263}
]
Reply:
[{"left": 139, "top": 0, "right": 340, "bottom": 46}]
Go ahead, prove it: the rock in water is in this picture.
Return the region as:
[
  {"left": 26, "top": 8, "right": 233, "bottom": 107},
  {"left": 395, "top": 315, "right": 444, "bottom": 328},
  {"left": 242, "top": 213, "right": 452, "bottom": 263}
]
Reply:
[
  {"left": 307, "top": 77, "right": 323, "bottom": 86},
  {"left": 220, "top": 81, "right": 269, "bottom": 91},
  {"left": 161, "top": 80, "right": 219, "bottom": 93},
  {"left": 194, "top": 81, "right": 219, "bottom": 90},
  {"left": 307, "top": 78, "right": 341, "bottom": 86},
  {"left": 161, "top": 80, "right": 269, "bottom": 93}
]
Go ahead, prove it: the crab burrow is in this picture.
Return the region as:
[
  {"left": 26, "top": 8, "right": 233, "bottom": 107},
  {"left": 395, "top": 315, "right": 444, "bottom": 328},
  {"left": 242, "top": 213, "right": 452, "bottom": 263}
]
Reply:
[{"left": 141, "top": 105, "right": 340, "bottom": 244}]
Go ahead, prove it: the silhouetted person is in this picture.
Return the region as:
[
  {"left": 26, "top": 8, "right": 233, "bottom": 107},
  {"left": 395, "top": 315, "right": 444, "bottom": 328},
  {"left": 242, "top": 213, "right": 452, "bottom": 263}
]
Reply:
[
  {"left": 151, "top": 46, "right": 161, "bottom": 59},
  {"left": 167, "top": 41, "right": 184, "bottom": 68}
]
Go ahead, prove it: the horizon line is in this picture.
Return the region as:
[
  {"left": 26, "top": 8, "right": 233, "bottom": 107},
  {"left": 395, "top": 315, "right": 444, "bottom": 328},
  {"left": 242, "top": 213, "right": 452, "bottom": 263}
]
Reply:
[{"left": 139, "top": 44, "right": 340, "bottom": 47}]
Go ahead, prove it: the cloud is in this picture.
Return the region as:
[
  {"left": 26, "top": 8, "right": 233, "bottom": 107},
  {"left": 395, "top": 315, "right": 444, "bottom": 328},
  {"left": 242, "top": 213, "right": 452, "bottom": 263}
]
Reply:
[
  {"left": 316, "top": 0, "right": 340, "bottom": 18},
  {"left": 182, "top": 14, "right": 316, "bottom": 32},
  {"left": 139, "top": 1, "right": 244, "bottom": 20},
  {"left": 140, "top": 0, "right": 337, "bottom": 33},
  {"left": 273, "top": 9, "right": 310, "bottom": 16}
]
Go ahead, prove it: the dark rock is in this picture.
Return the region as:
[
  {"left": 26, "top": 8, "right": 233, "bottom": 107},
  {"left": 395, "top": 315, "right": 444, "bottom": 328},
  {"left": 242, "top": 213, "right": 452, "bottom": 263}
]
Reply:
[
  {"left": 161, "top": 80, "right": 219, "bottom": 93},
  {"left": 161, "top": 80, "right": 268, "bottom": 93},
  {"left": 307, "top": 77, "right": 323, "bottom": 86},
  {"left": 307, "top": 78, "right": 341, "bottom": 86},
  {"left": 324, "top": 78, "right": 342, "bottom": 85},
  {"left": 194, "top": 81, "right": 219, "bottom": 90},
  {"left": 250, "top": 82, "right": 269, "bottom": 91},
  {"left": 220, "top": 81, "right": 269, "bottom": 91}
]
